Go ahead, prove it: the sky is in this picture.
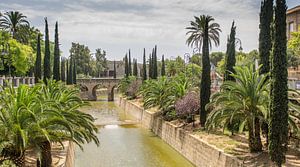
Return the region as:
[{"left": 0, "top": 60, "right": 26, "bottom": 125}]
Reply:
[{"left": 0, "top": 0, "right": 299, "bottom": 61}]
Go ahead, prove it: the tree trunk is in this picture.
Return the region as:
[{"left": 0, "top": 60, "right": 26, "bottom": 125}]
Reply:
[
  {"left": 254, "top": 117, "right": 263, "bottom": 151},
  {"left": 10, "top": 153, "right": 25, "bottom": 167},
  {"left": 248, "top": 120, "right": 262, "bottom": 152},
  {"left": 38, "top": 141, "right": 52, "bottom": 167}
]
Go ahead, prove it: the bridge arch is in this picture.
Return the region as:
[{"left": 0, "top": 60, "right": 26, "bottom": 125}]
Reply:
[{"left": 77, "top": 78, "right": 120, "bottom": 101}]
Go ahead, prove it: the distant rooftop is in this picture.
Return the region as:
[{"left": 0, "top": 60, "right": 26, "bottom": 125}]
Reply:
[{"left": 287, "top": 5, "right": 300, "bottom": 14}]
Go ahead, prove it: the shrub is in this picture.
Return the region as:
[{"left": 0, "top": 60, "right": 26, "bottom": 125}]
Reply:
[{"left": 175, "top": 91, "right": 200, "bottom": 122}]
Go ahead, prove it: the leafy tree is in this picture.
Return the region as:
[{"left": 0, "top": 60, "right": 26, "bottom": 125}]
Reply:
[
  {"left": 43, "top": 18, "right": 51, "bottom": 83},
  {"left": 124, "top": 54, "right": 129, "bottom": 77},
  {"left": 67, "top": 57, "right": 73, "bottom": 85},
  {"left": 165, "top": 56, "right": 185, "bottom": 76},
  {"left": 133, "top": 59, "right": 138, "bottom": 77},
  {"left": 113, "top": 60, "right": 116, "bottom": 79},
  {"left": 206, "top": 66, "right": 268, "bottom": 152},
  {"left": 152, "top": 46, "right": 158, "bottom": 79},
  {"left": 61, "top": 58, "right": 66, "bottom": 82},
  {"left": 142, "top": 48, "right": 147, "bottom": 80},
  {"left": 161, "top": 55, "right": 166, "bottom": 76},
  {"left": 210, "top": 52, "right": 225, "bottom": 66},
  {"left": 73, "top": 57, "right": 76, "bottom": 84},
  {"left": 224, "top": 21, "right": 236, "bottom": 81},
  {"left": 128, "top": 49, "right": 132, "bottom": 76},
  {"left": 70, "top": 43, "right": 91, "bottom": 76},
  {"left": 0, "top": 11, "right": 29, "bottom": 39},
  {"left": 186, "top": 15, "right": 221, "bottom": 126},
  {"left": 35, "top": 34, "right": 41, "bottom": 83},
  {"left": 259, "top": 0, "right": 273, "bottom": 75},
  {"left": 95, "top": 48, "right": 107, "bottom": 77},
  {"left": 53, "top": 22, "right": 60, "bottom": 81},
  {"left": 269, "top": 0, "right": 288, "bottom": 166}
]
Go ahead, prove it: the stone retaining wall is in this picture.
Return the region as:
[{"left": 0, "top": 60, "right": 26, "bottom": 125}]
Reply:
[{"left": 117, "top": 97, "right": 243, "bottom": 167}]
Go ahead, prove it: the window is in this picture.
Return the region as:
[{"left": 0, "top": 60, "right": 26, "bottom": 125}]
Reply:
[{"left": 289, "top": 22, "right": 295, "bottom": 32}]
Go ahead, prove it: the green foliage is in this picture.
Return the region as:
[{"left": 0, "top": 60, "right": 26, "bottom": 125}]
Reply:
[
  {"left": 139, "top": 75, "right": 191, "bottom": 119},
  {"left": 118, "top": 76, "right": 137, "bottom": 97},
  {"left": 259, "top": 0, "right": 273, "bottom": 74},
  {"left": 35, "top": 34, "right": 41, "bottom": 82},
  {"left": 142, "top": 49, "right": 147, "bottom": 80},
  {"left": 269, "top": 0, "right": 288, "bottom": 165},
  {"left": 95, "top": 48, "right": 107, "bottom": 77},
  {"left": 224, "top": 21, "right": 236, "bottom": 81},
  {"left": 190, "top": 54, "right": 201, "bottom": 66},
  {"left": 148, "top": 54, "right": 152, "bottom": 79},
  {"left": 186, "top": 15, "right": 221, "bottom": 126},
  {"left": 0, "top": 11, "right": 29, "bottom": 39},
  {"left": 53, "top": 22, "right": 60, "bottom": 81},
  {"left": 133, "top": 59, "right": 138, "bottom": 77},
  {"left": 152, "top": 46, "right": 158, "bottom": 79},
  {"left": 113, "top": 60, "right": 116, "bottom": 79},
  {"left": 43, "top": 18, "right": 51, "bottom": 83},
  {"left": 210, "top": 52, "right": 225, "bottom": 66},
  {"left": 161, "top": 55, "right": 166, "bottom": 76},
  {"left": 166, "top": 56, "right": 185, "bottom": 76},
  {"left": 70, "top": 42, "right": 91, "bottom": 76},
  {"left": 124, "top": 54, "right": 129, "bottom": 77},
  {"left": 289, "top": 29, "right": 300, "bottom": 56},
  {"left": 128, "top": 49, "right": 132, "bottom": 76},
  {"left": 206, "top": 66, "right": 268, "bottom": 152}
]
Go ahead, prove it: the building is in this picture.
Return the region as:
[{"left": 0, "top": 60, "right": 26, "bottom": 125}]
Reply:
[
  {"left": 287, "top": 5, "right": 300, "bottom": 39},
  {"left": 100, "top": 60, "right": 143, "bottom": 78}
]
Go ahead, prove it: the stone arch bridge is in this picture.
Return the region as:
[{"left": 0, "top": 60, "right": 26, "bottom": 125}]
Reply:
[{"left": 77, "top": 78, "right": 120, "bottom": 101}]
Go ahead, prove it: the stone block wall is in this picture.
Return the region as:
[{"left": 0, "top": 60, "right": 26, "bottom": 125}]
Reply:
[{"left": 117, "top": 97, "right": 243, "bottom": 167}]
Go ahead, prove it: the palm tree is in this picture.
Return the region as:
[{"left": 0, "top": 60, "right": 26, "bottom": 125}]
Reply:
[
  {"left": 0, "top": 11, "right": 29, "bottom": 39},
  {"left": 206, "top": 66, "right": 269, "bottom": 152},
  {"left": 186, "top": 15, "right": 221, "bottom": 126}
]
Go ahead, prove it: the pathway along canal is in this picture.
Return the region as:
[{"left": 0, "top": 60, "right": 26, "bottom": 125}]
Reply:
[{"left": 75, "top": 100, "right": 194, "bottom": 167}]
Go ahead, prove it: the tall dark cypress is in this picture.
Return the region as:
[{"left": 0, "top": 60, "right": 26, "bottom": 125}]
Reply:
[
  {"left": 153, "top": 46, "right": 158, "bottom": 79},
  {"left": 73, "top": 58, "right": 76, "bottom": 84},
  {"left": 133, "top": 59, "right": 138, "bottom": 77},
  {"left": 161, "top": 55, "right": 165, "bottom": 76},
  {"left": 128, "top": 49, "right": 132, "bottom": 76},
  {"left": 66, "top": 60, "right": 69, "bottom": 84},
  {"left": 200, "top": 18, "right": 211, "bottom": 127},
  {"left": 53, "top": 21, "right": 60, "bottom": 81},
  {"left": 224, "top": 21, "right": 236, "bottom": 81},
  {"left": 35, "top": 34, "right": 42, "bottom": 83},
  {"left": 124, "top": 54, "right": 129, "bottom": 77},
  {"left": 67, "top": 57, "right": 73, "bottom": 85},
  {"left": 259, "top": 0, "right": 273, "bottom": 75},
  {"left": 113, "top": 60, "right": 117, "bottom": 79},
  {"left": 143, "top": 48, "right": 147, "bottom": 80},
  {"left": 61, "top": 58, "right": 66, "bottom": 82},
  {"left": 269, "top": 0, "right": 288, "bottom": 166},
  {"left": 148, "top": 54, "right": 152, "bottom": 79},
  {"left": 43, "top": 17, "right": 51, "bottom": 83}
]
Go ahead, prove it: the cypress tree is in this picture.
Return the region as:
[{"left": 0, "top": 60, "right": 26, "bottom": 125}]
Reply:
[
  {"left": 61, "top": 58, "right": 66, "bottom": 82},
  {"left": 148, "top": 54, "right": 152, "bottom": 79},
  {"left": 53, "top": 21, "right": 60, "bottom": 81},
  {"left": 124, "top": 54, "right": 129, "bottom": 77},
  {"left": 43, "top": 17, "right": 51, "bottom": 83},
  {"left": 35, "top": 34, "right": 42, "bottom": 83},
  {"left": 224, "top": 21, "right": 236, "bottom": 81},
  {"left": 259, "top": 0, "right": 273, "bottom": 75},
  {"left": 143, "top": 48, "right": 147, "bottom": 80},
  {"left": 67, "top": 57, "right": 73, "bottom": 85},
  {"left": 161, "top": 55, "right": 165, "bottom": 76},
  {"left": 128, "top": 49, "right": 132, "bottom": 76},
  {"left": 133, "top": 59, "right": 138, "bottom": 77},
  {"left": 153, "top": 46, "right": 158, "bottom": 79},
  {"left": 113, "top": 60, "right": 117, "bottom": 79},
  {"left": 73, "top": 58, "right": 76, "bottom": 84},
  {"left": 269, "top": 0, "right": 288, "bottom": 166}
]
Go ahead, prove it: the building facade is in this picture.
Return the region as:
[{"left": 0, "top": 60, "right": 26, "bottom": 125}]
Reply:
[
  {"left": 101, "top": 60, "right": 143, "bottom": 78},
  {"left": 287, "top": 5, "right": 300, "bottom": 39}
]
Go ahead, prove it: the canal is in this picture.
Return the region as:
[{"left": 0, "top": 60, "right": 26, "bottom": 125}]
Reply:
[{"left": 75, "top": 100, "right": 194, "bottom": 167}]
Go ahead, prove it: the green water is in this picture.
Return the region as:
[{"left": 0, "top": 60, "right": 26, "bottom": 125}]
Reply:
[{"left": 75, "top": 101, "right": 194, "bottom": 167}]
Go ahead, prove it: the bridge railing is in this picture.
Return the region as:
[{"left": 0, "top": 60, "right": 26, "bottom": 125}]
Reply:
[{"left": 0, "top": 77, "right": 35, "bottom": 88}]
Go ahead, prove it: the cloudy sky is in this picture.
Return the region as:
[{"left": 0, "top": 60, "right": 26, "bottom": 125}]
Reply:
[{"left": 0, "top": 0, "right": 299, "bottom": 61}]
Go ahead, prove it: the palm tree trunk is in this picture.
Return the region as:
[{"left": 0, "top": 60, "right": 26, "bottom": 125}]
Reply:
[
  {"left": 6, "top": 150, "right": 25, "bottom": 167},
  {"left": 248, "top": 119, "right": 262, "bottom": 152},
  {"left": 254, "top": 117, "right": 263, "bottom": 151},
  {"left": 38, "top": 141, "right": 52, "bottom": 167}
]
